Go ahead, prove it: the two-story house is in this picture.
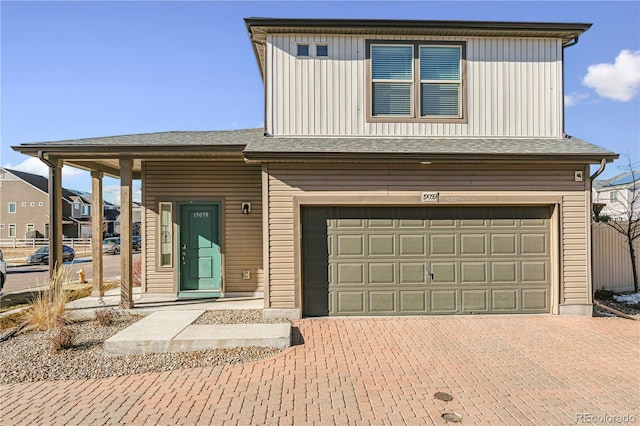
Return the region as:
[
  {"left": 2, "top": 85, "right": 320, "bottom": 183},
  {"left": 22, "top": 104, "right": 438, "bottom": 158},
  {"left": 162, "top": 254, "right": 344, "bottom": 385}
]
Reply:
[
  {"left": 593, "top": 171, "right": 639, "bottom": 221},
  {"left": 0, "top": 168, "right": 80, "bottom": 238},
  {"left": 12, "top": 18, "right": 617, "bottom": 317}
]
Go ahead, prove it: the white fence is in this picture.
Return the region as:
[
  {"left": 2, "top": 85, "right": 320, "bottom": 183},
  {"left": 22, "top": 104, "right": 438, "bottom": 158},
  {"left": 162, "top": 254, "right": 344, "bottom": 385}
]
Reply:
[
  {"left": 0, "top": 238, "right": 92, "bottom": 249},
  {"left": 592, "top": 223, "right": 639, "bottom": 292}
]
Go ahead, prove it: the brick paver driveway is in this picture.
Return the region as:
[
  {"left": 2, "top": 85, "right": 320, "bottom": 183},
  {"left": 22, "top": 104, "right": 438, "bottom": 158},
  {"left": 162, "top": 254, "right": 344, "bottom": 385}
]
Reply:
[{"left": 2, "top": 316, "right": 639, "bottom": 425}]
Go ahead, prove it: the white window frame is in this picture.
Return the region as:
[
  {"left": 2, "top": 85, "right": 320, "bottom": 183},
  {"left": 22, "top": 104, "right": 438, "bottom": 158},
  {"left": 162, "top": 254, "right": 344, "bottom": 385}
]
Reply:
[
  {"left": 158, "top": 202, "right": 173, "bottom": 268},
  {"left": 367, "top": 40, "right": 466, "bottom": 123},
  {"left": 8, "top": 202, "right": 16, "bottom": 214},
  {"left": 8, "top": 224, "right": 16, "bottom": 237}
]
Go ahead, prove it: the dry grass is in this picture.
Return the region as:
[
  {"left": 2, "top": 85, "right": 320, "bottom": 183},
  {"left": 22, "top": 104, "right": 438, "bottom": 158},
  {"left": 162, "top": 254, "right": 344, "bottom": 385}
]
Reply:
[{"left": 26, "top": 267, "right": 72, "bottom": 331}]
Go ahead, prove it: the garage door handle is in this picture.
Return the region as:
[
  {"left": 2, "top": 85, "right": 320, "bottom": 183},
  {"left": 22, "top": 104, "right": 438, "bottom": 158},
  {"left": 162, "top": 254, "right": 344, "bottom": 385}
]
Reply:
[{"left": 426, "top": 269, "right": 434, "bottom": 280}]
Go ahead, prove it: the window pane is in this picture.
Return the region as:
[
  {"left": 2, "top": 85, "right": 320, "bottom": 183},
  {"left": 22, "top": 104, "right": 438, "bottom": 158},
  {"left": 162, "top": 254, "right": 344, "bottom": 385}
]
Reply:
[
  {"left": 421, "top": 83, "right": 459, "bottom": 116},
  {"left": 8, "top": 203, "right": 16, "bottom": 213},
  {"left": 373, "top": 83, "right": 411, "bottom": 116},
  {"left": 420, "top": 46, "right": 460, "bottom": 81},
  {"left": 160, "top": 203, "right": 172, "bottom": 267},
  {"left": 297, "top": 44, "right": 309, "bottom": 57},
  {"left": 316, "top": 45, "right": 328, "bottom": 57},
  {"left": 371, "top": 45, "right": 413, "bottom": 80}
]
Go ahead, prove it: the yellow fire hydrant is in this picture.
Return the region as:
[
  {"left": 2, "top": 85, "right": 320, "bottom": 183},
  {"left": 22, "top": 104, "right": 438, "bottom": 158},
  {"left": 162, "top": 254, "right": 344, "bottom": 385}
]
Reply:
[{"left": 77, "top": 268, "right": 86, "bottom": 284}]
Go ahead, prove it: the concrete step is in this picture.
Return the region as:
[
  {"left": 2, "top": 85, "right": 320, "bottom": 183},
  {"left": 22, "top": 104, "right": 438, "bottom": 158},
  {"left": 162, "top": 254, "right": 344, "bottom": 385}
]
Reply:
[{"left": 104, "top": 310, "right": 291, "bottom": 356}]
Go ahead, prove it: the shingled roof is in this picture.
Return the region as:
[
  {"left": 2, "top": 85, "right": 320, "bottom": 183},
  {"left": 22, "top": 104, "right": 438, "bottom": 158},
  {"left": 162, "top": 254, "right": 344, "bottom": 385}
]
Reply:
[
  {"left": 244, "top": 135, "right": 618, "bottom": 163},
  {"left": 3, "top": 168, "right": 76, "bottom": 201}
]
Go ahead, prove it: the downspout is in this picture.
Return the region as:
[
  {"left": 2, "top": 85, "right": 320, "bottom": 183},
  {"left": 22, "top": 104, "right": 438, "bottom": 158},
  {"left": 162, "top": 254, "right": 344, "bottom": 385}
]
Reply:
[
  {"left": 589, "top": 158, "right": 607, "bottom": 309},
  {"left": 562, "top": 37, "right": 579, "bottom": 137}
]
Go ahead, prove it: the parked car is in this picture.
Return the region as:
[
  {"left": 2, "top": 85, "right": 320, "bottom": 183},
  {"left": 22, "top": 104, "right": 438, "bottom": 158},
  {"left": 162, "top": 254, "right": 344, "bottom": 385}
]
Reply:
[
  {"left": 102, "top": 237, "right": 120, "bottom": 255},
  {"left": 0, "top": 249, "right": 6, "bottom": 292},
  {"left": 25, "top": 245, "right": 75, "bottom": 265}
]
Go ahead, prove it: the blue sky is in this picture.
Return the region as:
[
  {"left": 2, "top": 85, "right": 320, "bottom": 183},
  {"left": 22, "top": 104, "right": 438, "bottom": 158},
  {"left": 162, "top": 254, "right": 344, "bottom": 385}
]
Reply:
[{"left": 2, "top": 1, "right": 639, "bottom": 203}]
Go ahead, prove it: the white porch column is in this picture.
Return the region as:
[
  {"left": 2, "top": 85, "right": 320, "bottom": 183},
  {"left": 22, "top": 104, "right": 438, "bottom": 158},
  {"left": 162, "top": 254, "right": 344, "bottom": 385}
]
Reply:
[
  {"left": 91, "top": 171, "right": 104, "bottom": 297},
  {"left": 119, "top": 158, "right": 133, "bottom": 309}
]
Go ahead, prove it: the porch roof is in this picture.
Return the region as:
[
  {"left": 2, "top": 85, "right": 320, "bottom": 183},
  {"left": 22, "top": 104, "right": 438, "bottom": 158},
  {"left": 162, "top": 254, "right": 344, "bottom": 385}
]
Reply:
[
  {"left": 243, "top": 135, "right": 618, "bottom": 164},
  {"left": 11, "top": 128, "right": 265, "bottom": 178}
]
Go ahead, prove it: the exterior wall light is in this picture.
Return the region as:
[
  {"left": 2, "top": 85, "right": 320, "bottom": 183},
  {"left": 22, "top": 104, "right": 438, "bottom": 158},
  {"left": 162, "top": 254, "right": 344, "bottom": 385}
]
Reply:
[{"left": 242, "top": 202, "right": 251, "bottom": 215}]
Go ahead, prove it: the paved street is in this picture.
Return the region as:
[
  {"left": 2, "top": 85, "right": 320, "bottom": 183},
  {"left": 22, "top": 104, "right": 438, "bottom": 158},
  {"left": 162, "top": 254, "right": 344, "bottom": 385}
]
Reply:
[
  {"left": 1, "top": 316, "right": 638, "bottom": 425},
  {"left": 3, "top": 253, "right": 141, "bottom": 294}
]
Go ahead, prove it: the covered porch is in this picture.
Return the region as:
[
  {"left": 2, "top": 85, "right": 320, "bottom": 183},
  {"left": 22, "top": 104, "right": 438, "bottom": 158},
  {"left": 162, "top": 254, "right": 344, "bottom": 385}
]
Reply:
[{"left": 11, "top": 129, "right": 265, "bottom": 309}]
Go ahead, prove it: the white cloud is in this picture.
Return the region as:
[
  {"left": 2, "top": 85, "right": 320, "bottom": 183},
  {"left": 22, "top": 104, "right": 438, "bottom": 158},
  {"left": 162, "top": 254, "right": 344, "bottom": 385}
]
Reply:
[
  {"left": 5, "top": 156, "right": 86, "bottom": 179},
  {"left": 583, "top": 50, "right": 640, "bottom": 101},
  {"left": 564, "top": 92, "right": 589, "bottom": 107}
]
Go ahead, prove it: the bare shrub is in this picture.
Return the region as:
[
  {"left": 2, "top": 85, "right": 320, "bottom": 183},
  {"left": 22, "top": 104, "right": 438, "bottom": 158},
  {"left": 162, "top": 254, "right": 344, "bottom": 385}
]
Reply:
[
  {"left": 132, "top": 258, "right": 142, "bottom": 287},
  {"left": 49, "top": 324, "right": 75, "bottom": 353},
  {"left": 94, "top": 298, "right": 118, "bottom": 326}
]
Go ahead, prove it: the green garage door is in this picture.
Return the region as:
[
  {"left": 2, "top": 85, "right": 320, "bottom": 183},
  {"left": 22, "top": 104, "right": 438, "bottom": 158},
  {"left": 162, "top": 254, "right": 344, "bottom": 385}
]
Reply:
[{"left": 302, "top": 206, "right": 551, "bottom": 316}]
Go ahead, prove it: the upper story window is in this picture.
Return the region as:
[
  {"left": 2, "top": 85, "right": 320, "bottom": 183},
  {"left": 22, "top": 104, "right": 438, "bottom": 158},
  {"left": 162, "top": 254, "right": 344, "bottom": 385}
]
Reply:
[
  {"left": 610, "top": 191, "right": 619, "bottom": 202},
  {"left": 8, "top": 202, "right": 16, "bottom": 214},
  {"left": 367, "top": 40, "right": 465, "bottom": 123},
  {"left": 297, "top": 44, "right": 309, "bottom": 57},
  {"left": 316, "top": 44, "right": 328, "bottom": 57},
  {"left": 82, "top": 205, "right": 90, "bottom": 215}
]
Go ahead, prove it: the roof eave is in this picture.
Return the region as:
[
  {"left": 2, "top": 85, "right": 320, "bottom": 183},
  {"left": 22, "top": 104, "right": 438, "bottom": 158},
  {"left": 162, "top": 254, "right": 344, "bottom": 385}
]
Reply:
[{"left": 243, "top": 151, "right": 619, "bottom": 164}]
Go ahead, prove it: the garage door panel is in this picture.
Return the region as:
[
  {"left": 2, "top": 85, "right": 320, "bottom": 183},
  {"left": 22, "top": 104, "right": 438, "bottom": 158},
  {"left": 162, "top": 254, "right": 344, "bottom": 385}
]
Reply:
[
  {"left": 431, "top": 262, "right": 456, "bottom": 283},
  {"left": 368, "top": 235, "right": 395, "bottom": 256},
  {"left": 461, "top": 290, "right": 489, "bottom": 312},
  {"left": 303, "top": 206, "right": 551, "bottom": 316},
  {"left": 399, "top": 263, "right": 427, "bottom": 284},
  {"left": 491, "top": 262, "right": 518, "bottom": 282},
  {"left": 369, "top": 263, "right": 395, "bottom": 284},
  {"left": 336, "top": 235, "right": 364, "bottom": 256},
  {"left": 491, "top": 289, "right": 519, "bottom": 311},
  {"left": 369, "top": 291, "right": 396, "bottom": 313},
  {"left": 335, "top": 291, "right": 365, "bottom": 314},
  {"left": 430, "top": 290, "right": 458, "bottom": 313},
  {"left": 461, "top": 234, "right": 487, "bottom": 255},
  {"left": 399, "top": 234, "right": 426, "bottom": 255},
  {"left": 491, "top": 234, "right": 517, "bottom": 255},
  {"left": 461, "top": 262, "right": 488, "bottom": 283},
  {"left": 521, "top": 234, "right": 547, "bottom": 255},
  {"left": 522, "top": 288, "right": 548, "bottom": 311},
  {"left": 336, "top": 263, "right": 364, "bottom": 285},
  {"left": 430, "top": 234, "right": 456, "bottom": 255},
  {"left": 521, "top": 262, "right": 547, "bottom": 282},
  {"left": 400, "top": 291, "right": 427, "bottom": 312}
]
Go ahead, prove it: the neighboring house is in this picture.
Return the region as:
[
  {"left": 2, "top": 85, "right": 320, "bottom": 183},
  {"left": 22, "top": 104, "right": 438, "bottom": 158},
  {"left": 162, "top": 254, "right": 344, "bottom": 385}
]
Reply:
[
  {"left": 113, "top": 201, "right": 142, "bottom": 237},
  {"left": 0, "top": 168, "right": 117, "bottom": 239},
  {"left": 12, "top": 18, "right": 618, "bottom": 318},
  {"left": 592, "top": 171, "right": 640, "bottom": 221},
  {"left": 0, "top": 168, "right": 77, "bottom": 238}
]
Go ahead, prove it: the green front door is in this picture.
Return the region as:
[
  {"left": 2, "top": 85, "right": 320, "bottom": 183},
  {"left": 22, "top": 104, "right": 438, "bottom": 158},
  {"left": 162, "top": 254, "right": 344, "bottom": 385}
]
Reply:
[{"left": 179, "top": 203, "right": 222, "bottom": 297}]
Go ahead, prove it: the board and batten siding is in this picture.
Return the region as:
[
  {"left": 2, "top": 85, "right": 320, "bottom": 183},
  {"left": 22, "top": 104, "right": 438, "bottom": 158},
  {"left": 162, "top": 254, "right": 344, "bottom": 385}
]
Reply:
[
  {"left": 266, "top": 164, "right": 591, "bottom": 311},
  {"left": 143, "top": 160, "right": 263, "bottom": 295},
  {"left": 266, "top": 34, "right": 563, "bottom": 138}
]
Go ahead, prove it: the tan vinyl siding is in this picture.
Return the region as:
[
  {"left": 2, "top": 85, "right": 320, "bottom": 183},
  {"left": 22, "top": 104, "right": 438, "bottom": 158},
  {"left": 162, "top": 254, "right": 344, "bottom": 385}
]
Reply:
[
  {"left": 561, "top": 192, "right": 590, "bottom": 304},
  {"left": 143, "top": 160, "right": 263, "bottom": 294},
  {"left": 267, "top": 35, "right": 562, "bottom": 138},
  {"left": 266, "top": 164, "right": 589, "bottom": 309}
]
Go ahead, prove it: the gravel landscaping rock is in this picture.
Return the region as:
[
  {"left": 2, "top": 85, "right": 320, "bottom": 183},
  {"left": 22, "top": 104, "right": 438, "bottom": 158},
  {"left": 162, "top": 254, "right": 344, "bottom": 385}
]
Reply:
[{"left": 0, "top": 310, "right": 289, "bottom": 384}]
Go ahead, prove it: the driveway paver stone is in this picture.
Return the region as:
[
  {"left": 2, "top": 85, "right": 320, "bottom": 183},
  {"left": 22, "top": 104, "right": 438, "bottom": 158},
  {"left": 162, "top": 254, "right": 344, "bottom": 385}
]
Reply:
[{"left": 1, "top": 316, "right": 639, "bottom": 425}]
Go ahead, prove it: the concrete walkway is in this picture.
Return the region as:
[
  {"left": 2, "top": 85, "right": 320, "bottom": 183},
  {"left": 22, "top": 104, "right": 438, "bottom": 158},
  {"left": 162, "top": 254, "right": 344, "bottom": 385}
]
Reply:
[
  {"left": 63, "top": 288, "right": 291, "bottom": 355},
  {"left": 2, "top": 315, "right": 638, "bottom": 425}
]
